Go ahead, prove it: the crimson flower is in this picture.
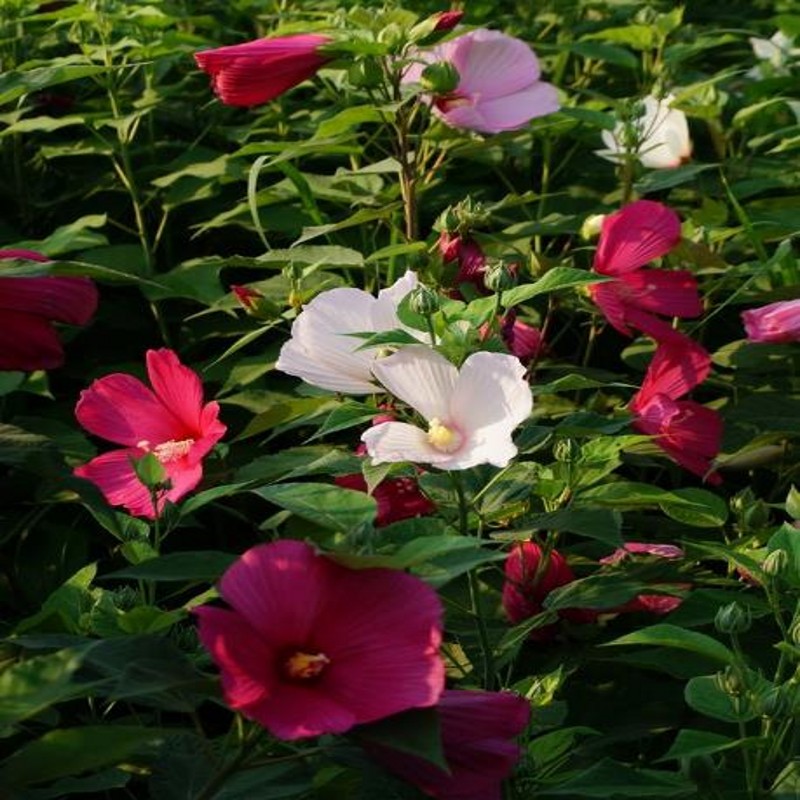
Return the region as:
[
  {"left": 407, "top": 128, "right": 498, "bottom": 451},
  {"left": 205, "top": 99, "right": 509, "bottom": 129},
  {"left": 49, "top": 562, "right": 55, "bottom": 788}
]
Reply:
[
  {"left": 500, "top": 310, "right": 543, "bottom": 363},
  {"left": 0, "top": 249, "right": 97, "bottom": 371},
  {"left": 366, "top": 689, "right": 530, "bottom": 800},
  {"left": 590, "top": 201, "right": 702, "bottom": 341},
  {"left": 741, "top": 299, "right": 800, "bottom": 343},
  {"left": 438, "top": 230, "right": 487, "bottom": 289},
  {"left": 195, "top": 540, "right": 444, "bottom": 740},
  {"left": 432, "top": 10, "right": 464, "bottom": 32},
  {"left": 600, "top": 542, "right": 688, "bottom": 614},
  {"left": 195, "top": 34, "right": 332, "bottom": 107},
  {"left": 502, "top": 542, "right": 594, "bottom": 640},
  {"left": 74, "top": 349, "right": 226, "bottom": 518},
  {"left": 335, "top": 472, "right": 435, "bottom": 527},
  {"left": 630, "top": 338, "right": 722, "bottom": 483}
]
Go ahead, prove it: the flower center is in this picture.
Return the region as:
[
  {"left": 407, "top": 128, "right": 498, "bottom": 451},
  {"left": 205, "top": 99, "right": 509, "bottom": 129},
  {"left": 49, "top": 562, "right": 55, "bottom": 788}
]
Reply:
[
  {"left": 283, "top": 650, "right": 330, "bottom": 681},
  {"left": 435, "top": 92, "right": 471, "bottom": 114},
  {"left": 427, "top": 418, "right": 463, "bottom": 453},
  {"left": 137, "top": 438, "right": 195, "bottom": 464}
]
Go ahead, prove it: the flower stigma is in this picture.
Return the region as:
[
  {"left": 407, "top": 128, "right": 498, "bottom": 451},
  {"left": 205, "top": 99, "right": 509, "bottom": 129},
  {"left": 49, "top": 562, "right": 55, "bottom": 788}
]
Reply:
[
  {"left": 427, "top": 418, "right": 463, "bottom": 452},
  {"left": 137, "top": 438, "right": 195, "bottom": 464},
  {"left": 284, "top": 650, "right": 330, "bottom": 681}
]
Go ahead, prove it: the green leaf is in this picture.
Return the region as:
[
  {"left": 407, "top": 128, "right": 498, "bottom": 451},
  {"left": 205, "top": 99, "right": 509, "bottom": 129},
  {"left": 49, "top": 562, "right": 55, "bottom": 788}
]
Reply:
[
  {"left": 0, "top": 649, "right": 97, "bottom": 728},
  {"left": 582, "top": 25, "right": 658, "bottom": 50},
  {"left": 772, "top": 761, "right": 800, "bottom": 799},
  {"left": 355, "top": 706, "right": 447, "bottom": 772},
  {"left": 656, "top": 729, "right": 737, "bottom": 762},
  {"left": 767, "top": 523, "right": 800, "bottom": 587},
  {"left": 294, "top": 206, "right": 399, "bottom": 245},
  {"left": 0, "top": 726, "right": 169, "bottom": 787},
  {"left": 544, "top": 757, "right": 694, "bottom": 796},
  {"left": 8, "top": 215, "right": 108, "bottom": 256},
  {"left": 502, "top": 267, "right": 606, "bottom": 308},
  {"left": 635, "top": 163, "right": 718, "bottom": 194},
  {"left": 661, "top": 488, "right": 729, "bottom": 528},
  {"left": 521, "top": 508, "right": 622, "bottom": 545},
  {"left": 103, "top": 551, "right": 237, "bottom": 582},
  {"left": 604, "top": 624, "right": 735, "bottom": 664},
  {"left": 253, "top": 482, "right": 377, "bottom": 533},
  {"left": 684, "top": 676, "right": 759, "bottom": 723},
  {"left": 0, "top": 61, "right": 107, "bottom": 105},
  {"left": 0, "top": 422, "right": 54, "bottom": 466}
]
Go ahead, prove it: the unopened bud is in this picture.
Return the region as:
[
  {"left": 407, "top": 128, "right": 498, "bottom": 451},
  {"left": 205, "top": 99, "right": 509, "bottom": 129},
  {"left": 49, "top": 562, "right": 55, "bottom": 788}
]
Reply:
[
  {"left": 757, "top": 686, "right": 792, "bottom": 719},
  {"left": 553, "top": 438, "right": 581, "bottom": 463},
  {"left": 714, "top": 602, "right": 752, "bottom": 635},
  {"left": 742, "top": 500, "right": 770, "bottom": 531},
  {"left": 789, "top": 618, "right": 800, "bottom": 646},
  {"left": 580, "top": 214, "right": 606, "bottom": 240},
  {"left": 483, "top": 260, "right": 517, "bottom": 293},
  {"left": 432, "top": 10, "right": 464, "bottom": 32},
  {"left": 715, "top": 665, "right": 748, "bottom": 698},
  {"left": 786, "top": 485, "right": 800, "bottom": 521},
  {"left": 420, "top": 62, "right": 460, "bottom": 94},
  {"left": 762, "top": 548, "right": 788, "bottom": 578},
  {"left": 408, "top": 285, "right": 441, "bottom": 316},
  {"left": 131, "top": 452, "right": 168, "bottom": 491}
]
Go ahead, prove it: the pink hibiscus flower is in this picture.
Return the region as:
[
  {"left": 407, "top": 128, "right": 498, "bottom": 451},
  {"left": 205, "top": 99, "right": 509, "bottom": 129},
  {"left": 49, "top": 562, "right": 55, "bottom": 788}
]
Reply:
[
  {"left": 74, "top": 349, "right": 227, "bottom": 518},
  {"left": 589, "top": 201, "right": 703, "bottom": 341},
  {"left": 366, "top": 689, "right": 530, "bottom": 800},
  {"left": 405, "top": 29, "right": 559, "bottom": 134},
  {"left": 438, "top": 230, "right": 488, "bottom": 289},
  {"left": 195, "top": 34, "right": 332, "bottom": 107},
  {"left": 0, "top": 249, "right": 98, "bottom": 371},
  {"left": 741, "top": 298, "right": 800, "bottom": 343},
  {"left": 194, "top": 540, "right": 445, "bottom": 740},
  {"left": 600, "top": 542, "right": 688, "bottom": 614},
  {"left": 630, "top": 338, "right": 722, "bottom": 483}
]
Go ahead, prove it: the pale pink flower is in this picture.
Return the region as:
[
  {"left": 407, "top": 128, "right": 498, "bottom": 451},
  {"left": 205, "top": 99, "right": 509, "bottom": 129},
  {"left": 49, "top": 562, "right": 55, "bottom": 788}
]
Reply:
[
  {"left": 276, "top": 271, "right": 423, "bottom": 394},
  {"left": 195, "top": 540, "right": 444, "bottom": 740},
  {"left": 195, "top": 34, "right": 331, "bottom": 107},
  {"left": 741, "top": 299, "right": 800, "bottom": 344},
  {"left": 74, "top": 349, "right": 226, "bottom": 518},
  {"left": 366, "top": 689, "right": 530, "bottom": 800},
  {"left": 0, "top": 249, "right": 98, "bottom": 371},
  {"left": 597, "top": 94, "right": 691, "bottom": 169},
  {"left": 405, "top": 29, "right": 559, "bottom": 134},
  {"left": 590, "top": 200, "right": 702, "bottom": 342},
  {"left": 630, "top": 339, "right": 722, "bottom": 484},
  {"left": 362, "top": 346, "right": 532, "bottom": 470}
]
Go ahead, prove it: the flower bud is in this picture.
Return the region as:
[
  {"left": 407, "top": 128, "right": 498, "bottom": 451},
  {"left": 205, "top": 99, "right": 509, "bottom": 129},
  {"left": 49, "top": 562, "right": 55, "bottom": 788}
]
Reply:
[
  {"left": 790, "top": 618, "right": 800, "bottom": 647},
  {"left": 757, "top": 686, "right": 792, "bottom": 719},
  {"left": 432, "top": 10, "right": 464, "bottom": 32},
  {"left": 407, "top": 285, "right": 441, "bottom": 316},
  {"left": 762, "top": 548, "right": 788, "bottom": 578},
  {"left": 742, "top": 500, "right": 770, "bottom": 531},
  {"left": 131, "top": 452, "right": 168, "bottom": 491},
  {"left": 714, "top": 602, "right": 752, "bottom": 635},
  {"left": 580, "top": 214, "right": 606, "bottom": 240},
  {"left": 483, "top": 260, "right": 517, "bottom": 293},
  {"left": 715, "top": 665, "right": 748, "bottom": 698},
  {"left": 553, "top": 438, "right": 581, "bottom": 463},
  {"left": 420, "top": 62, "right": 460, "bottom": 95},
  {"left": 786, "top": 485, "right": 800, "bottom": 521}
]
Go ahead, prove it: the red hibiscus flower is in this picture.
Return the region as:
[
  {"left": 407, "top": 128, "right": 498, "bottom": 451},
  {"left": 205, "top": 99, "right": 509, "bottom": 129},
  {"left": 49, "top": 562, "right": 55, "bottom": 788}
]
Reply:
[
  {"left": 590, "top": 201, "right": 702, "bottom": 341},
  {"left": 195, "top": 540, "right": 445, "bottom": 740},
  {"left": 195, "top": 34, "right": 332, "bottom": 107},
  {"left": 0, "top": 249, "right": 98, "bottom": 371},
  {"left": 74, "top": 349, "right": 226, "bottom": 517}
]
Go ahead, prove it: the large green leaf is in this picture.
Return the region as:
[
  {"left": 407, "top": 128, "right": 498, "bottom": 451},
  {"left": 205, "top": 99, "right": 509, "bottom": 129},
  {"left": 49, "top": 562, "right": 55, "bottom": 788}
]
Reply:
[{"left": 603, "top": 624, "right": 735, "bottom": 664}]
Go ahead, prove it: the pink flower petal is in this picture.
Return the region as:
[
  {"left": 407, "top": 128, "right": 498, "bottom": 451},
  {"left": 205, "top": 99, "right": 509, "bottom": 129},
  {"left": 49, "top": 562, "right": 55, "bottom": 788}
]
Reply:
[
  {"left": 0, "top": 309, "right": 65, "bottom": 371},
  {"left": 146, "top": 348, "right": 206, "bottom": 433},
  {"left": 620, "top": 269, "right": 702, "bottom": 319},
  {"left": 195, "top": 34, "right": 331, "bottom": 107},
  {"left": 632, "top": 337, "right": 711, "bottom": 409},
  {"left": 742, "top": 299, "right": 800, "bottom": 343},
  {"left": 594, "top": 201, "right": 682, "bottom": 276},
  {"left": 454, "top": 81, "right": 559, "bottom": 133},
  {"left": 75, "top": 373, "right": 179, "bottom": 447},
  {"left": 0, "top": 276, "right": 98, "bottom": 326},
  {"left": 219, "top": 540, "right": 328, "bottom": 648}
]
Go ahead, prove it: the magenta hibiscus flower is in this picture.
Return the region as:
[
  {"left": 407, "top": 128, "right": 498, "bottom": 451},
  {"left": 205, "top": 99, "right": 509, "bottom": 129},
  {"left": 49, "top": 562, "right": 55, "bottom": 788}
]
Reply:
[
  {"left": 405, "top": 29, "right": 559, "bottom": 133},
  {"left": 195, "top": 34, "right": 331, "bottom": 107},
  {"left": 741, "top": 298, "right": 800, "bottom": 344},
  {"left": 630, "top": 338, "right": 722, "bottom": 483},
  {"left": 74, "top": 348, "right": 227, "bottom": 517},
  {"left": 366, "top": 689, "right": 530, "bottom": 800},
  {"left": 590, "top": 201, "right": 702, "bottom": 341},
  {"left": 0, "top": 249, "right": 98, "bottom": 371},
  {"left": 194, "top": 540, "right": 445, "bottom": 740}
]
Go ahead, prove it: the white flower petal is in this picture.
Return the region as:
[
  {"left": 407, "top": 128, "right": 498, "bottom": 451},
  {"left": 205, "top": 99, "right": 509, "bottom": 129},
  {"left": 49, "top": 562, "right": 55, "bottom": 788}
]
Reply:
[
  {"left": 371, "top": 346, "right": 457, "bottom": 422},
  {"left": 361, "top": 421, "right": 452, "bottom": 466}
]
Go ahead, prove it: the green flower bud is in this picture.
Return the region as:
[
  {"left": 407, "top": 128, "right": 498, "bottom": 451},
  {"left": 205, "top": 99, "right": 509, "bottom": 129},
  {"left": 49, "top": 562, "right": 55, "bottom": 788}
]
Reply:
[
  {"left": 407, "top": 285, "right": 441, "bottom": 316},
  {"left": 714, "top": 602, "right": 752, "bottom": 635},
  {"left": 420, "top": 62, "right": 460, "bottom": 95},
  {"left": 786, "top": 485, "right": 800, "bottom": 521},
  {"left": 131, "top": 452, "right": 168, "bottom": 491},
  {"left": 762, "top": 548, "right": 788, "bottom": 578},
  {"left": 757, "top": 686, "right": 792, "bottom": 719},
  {"left": 553, "top": 438, "right": 581, "bottom": 463},
  {"left": 789, "top": 618, "right": 800, "bottom": 647},
  {"left": 483, "top": 260, "right": 517, "bottom": 293},
  {"left": 715, "top": 665, "right": 748, "bottom": 698},
  {"left": 580, "top": 214, "right": 606, "bottom": 240}
]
